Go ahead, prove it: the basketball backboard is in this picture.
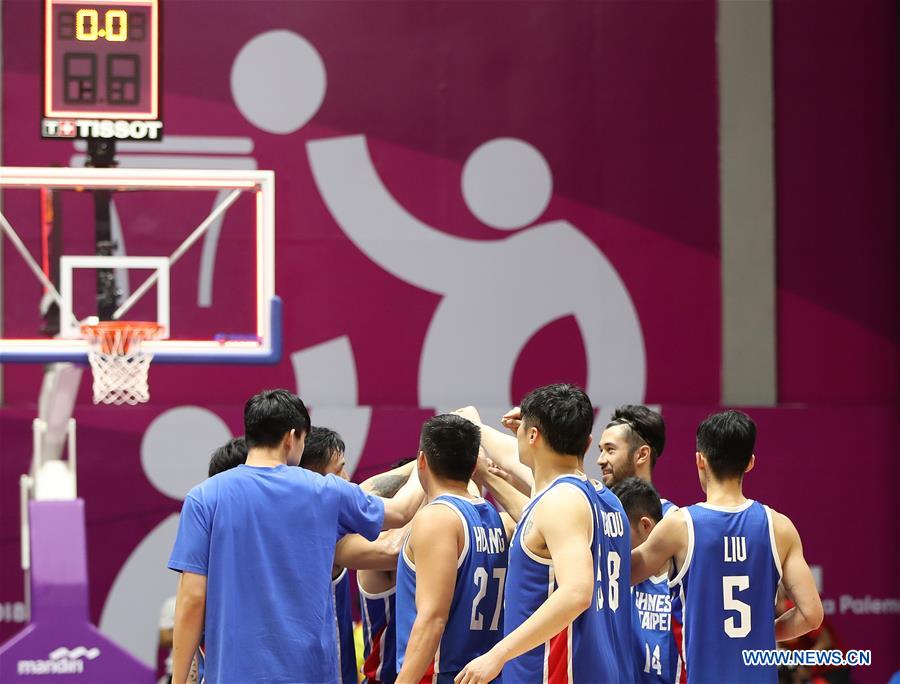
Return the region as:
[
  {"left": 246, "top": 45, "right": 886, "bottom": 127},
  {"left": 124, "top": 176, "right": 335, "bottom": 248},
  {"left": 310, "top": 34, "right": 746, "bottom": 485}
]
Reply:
[{"left": 0, "top": 166, "right": 281, "bottom": 365}]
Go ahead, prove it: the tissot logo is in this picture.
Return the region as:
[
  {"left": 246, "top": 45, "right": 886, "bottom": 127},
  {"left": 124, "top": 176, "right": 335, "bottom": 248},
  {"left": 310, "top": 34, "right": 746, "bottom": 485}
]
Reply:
[
  {"left": 41, "top": 119, "right": 77, "bottom": 137},
  {"left": 16, "top": 646, "right": 100, "bottom": 676},
  {"left": 41, "top": 118, "right": 163, "bottom": 140}
]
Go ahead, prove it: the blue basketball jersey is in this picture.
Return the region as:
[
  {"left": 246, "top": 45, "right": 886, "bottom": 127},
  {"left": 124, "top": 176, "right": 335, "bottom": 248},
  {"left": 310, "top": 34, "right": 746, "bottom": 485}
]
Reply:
[
  {"left": 396, "top": 494, "right": 507, "bottom": 683},
  {"left": 332, "top": 568, "right": 358, "bottom": 684},
  {"left": 360, "top": 581, "right": 397, "bottom": 684},
  {"left": 671, "top": 500, "right": 781, "bottom": 684},
  {"left": 632, "top": 574, "right": 676, "bottom": 684},
  {"left": 503, "top": 475, "right": 633, "bottom": 684}
]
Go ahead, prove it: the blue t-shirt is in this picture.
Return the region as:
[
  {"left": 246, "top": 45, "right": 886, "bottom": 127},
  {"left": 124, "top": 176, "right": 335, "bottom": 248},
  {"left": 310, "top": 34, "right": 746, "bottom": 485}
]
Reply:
[{"left": 168, "top": 464, "right": 385, "bottom": 684}]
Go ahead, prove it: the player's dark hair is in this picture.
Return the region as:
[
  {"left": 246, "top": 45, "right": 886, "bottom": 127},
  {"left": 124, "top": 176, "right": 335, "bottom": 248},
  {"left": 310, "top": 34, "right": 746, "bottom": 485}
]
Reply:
[
  {"left": 611, "top": 477, "right": 663, "bottom": 525},
  {"left": 300, "top": 426, "right": 345, "bottom": 474},
  {"left": 607, "top": 405, "right": 666, "bottom": 468},
  {"left": 243, "top": 389, "right": 311, "bottom": 449},
  {"left": 392, "top": 456, "right": 417, "bottom": 469},
  {"left": 520, "top": 383, "right": 593, "bottom": 457},
  {"left": 419, "top": 414, "right": 481, "bottom": 483},
  {"left": 696, "top": 410, "right": 756, "bottom": 480},
  {"left": 208, "top": 436, "right": 248, "bottom": 477}
]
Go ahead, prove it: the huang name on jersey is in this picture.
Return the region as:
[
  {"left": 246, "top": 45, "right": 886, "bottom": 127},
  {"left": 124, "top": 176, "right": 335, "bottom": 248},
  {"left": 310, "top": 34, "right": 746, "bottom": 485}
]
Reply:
[{"left": 473, "top": 526, "right": 506, "bottom": 555}]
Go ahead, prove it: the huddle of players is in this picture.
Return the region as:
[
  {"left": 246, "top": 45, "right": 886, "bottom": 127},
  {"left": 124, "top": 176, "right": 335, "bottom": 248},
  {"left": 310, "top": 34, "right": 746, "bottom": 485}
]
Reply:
[
  {"left": 183, "top": 383, "right": 823, "bottom": 684},
  {"left": 354, "top": 383, "right": 822, "bottom": 684}
]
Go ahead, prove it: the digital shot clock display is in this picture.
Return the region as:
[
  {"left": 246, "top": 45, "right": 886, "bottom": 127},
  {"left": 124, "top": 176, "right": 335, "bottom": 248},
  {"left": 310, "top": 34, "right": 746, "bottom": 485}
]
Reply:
[{"left": 42, "top": 0, "right": 162, "bottom": 140}]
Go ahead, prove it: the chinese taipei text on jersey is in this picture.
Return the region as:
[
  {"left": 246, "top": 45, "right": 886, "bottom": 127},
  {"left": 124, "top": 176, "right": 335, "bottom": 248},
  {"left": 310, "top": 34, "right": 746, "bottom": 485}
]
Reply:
[
  {"left": 333, "top": 568, "right": 358, "bottom": 683},
  {"left": 396, "top": 494, "right": 508, "bottom": 684},
  {"left": 360, "top": 581, "right": 397, "bottom": 684},
  {"left": 503, "top": 475, "right": 633, "bottom": 684},
  {"left": 632, "top": 573, "right": 676, "bottom": 683},
  {"left": 670, "top": 500, "right": 781, "bottom": 684}
]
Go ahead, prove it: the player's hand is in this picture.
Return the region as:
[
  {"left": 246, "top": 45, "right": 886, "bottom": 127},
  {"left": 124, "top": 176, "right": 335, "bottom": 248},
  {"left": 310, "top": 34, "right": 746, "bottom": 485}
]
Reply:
[
  {"left": 472, "top": 448, "right": 492, "bottom": 485},
  {"left": 453, "top": 405, "right": 482, "bottom": 425},
  {"left": 487, "top": 461, "right": 511, "bottom": 482},
  {"left": 454, "top": 648, "right": 504, "bottom": 684},
  {"left": 500, "top": 406, "right": 522, "bottom": 434}
]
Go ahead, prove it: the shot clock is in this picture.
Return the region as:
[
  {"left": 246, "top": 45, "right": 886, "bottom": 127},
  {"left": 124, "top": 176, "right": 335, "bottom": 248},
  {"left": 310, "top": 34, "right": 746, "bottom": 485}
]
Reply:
[{"left": 42, "top": 0, "right": 162, "bottom": 140}]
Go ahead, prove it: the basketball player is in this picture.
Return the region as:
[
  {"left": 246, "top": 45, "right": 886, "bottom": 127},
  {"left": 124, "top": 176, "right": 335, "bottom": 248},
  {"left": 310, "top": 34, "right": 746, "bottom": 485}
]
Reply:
[
  {"left": 456, "top": 384, "right": 633, "bottom": 684},
  {"left": 359, "top": 544, "right": 402, "bottom": 684},
  {"left": 598, "top": 405, "right": 684, "bottom": 681},
  {"left": 597, "top": 405, "right": 672, "bottom": 511},
  {"left": 208, "top": 436, "right": 247, "bottom": 476},
  {"left": 170, "top": 435, "right": 252, "bottom": 683},
  {"left": 479, "top": 407, "right": 679, "bottom": 682},
  {"left": 396, "top": 415, "right": 508, "bottom": 684},
  {"left": 302, "top": 427, "right": 424, "bottom": 684},
  {"left": 631, "top": 410, "right": 824, "bottom": 683},
  {"left": 299, "top": 426, "right": 363, "bottom": 683},
  {"left": 613, "top": 477, "right": 676, "bottom": 684},
  {"left": 358, "top": 460, "right": 417, "bottom": 684},
  {"left": 169, "top": 390, "right": 422, "bottom": 684}
]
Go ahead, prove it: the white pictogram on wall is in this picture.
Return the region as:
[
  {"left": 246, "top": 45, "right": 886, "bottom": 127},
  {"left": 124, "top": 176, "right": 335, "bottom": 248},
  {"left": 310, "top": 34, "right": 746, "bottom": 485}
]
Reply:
[
  {"left": 292, "top": 336, "right": 371, "bottom": 478},
  {"left": 307, "top": 134, "right": 646, "bottom": 416}
]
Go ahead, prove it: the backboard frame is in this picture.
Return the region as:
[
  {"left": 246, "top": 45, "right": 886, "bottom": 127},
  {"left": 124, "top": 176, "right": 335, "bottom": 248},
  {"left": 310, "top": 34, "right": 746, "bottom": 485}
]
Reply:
[{"left": 0, "top": 166, "right": 281, "bottom": 365}]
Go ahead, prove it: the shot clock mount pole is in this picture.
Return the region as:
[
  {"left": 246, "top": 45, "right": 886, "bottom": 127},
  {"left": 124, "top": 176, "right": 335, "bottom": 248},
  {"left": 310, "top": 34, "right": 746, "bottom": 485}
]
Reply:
[{"left": 85, "top": 139, "right": 119, "bottom": 321}]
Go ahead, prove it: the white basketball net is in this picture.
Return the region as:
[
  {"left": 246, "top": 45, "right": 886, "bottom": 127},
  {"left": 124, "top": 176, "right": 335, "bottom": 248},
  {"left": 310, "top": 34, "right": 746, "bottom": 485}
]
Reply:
[{"left": 81, "top": 324, "right": 161, "bottom": 405}]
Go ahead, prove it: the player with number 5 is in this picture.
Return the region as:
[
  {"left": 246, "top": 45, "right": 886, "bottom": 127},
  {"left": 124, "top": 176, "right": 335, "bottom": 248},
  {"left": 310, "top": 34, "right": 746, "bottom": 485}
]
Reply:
[{"left": 630, "top": 410, "right": 824, "bottom": 683}]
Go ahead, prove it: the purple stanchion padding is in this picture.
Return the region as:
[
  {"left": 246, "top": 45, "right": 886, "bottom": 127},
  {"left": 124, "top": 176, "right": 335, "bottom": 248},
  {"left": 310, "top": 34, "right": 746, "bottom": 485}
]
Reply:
[{"left": 0, "top": 500, "right": 154, "bottom": 683}]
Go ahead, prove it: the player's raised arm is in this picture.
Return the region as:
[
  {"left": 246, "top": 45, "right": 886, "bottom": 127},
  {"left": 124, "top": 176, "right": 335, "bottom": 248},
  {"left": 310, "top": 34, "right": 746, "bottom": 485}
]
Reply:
[
  {"left": 454, "top": 405, "right": 534, "bottom": 492},
  {"left": 472, "top": 450, "right": 528, "bottom": 524},
  {"left": 360, "top": 459, "right": 415, "bottom": 494},
  {"left": 382, "top": 461, "right": 425, "bottom": 529},
  {"left": 480, "top": 424, "right": 534, "bottom": 494},
  {"left": 500, "top": 406, "right": 522, "bottom": 434},
  {"left": 772, "top": 510, "right": 824, "bottom": 641},
  {"left": 456, "top": 486, "right": 594, "bottom": 684},
  {"left": 334, "top": 526, "right": 407, "bottom": 570},
  {"left": 335, "top": 460, "right": 416, "bottom": 568},
  {"left": 395, "top": 505, "right": 460, "bottom": 683},
  {"left": 630, "top": 508, "right": 687, "bottom": 585}
]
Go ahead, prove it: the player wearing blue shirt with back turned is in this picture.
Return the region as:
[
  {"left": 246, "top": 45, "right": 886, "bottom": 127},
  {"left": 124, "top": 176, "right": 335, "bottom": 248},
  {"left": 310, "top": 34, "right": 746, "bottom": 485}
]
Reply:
[
  {"left": 457, "top": 384, "right": 633, "bottom": 684},
  {"left": 168, "top": 389, "right": 421, "bottom": 684},
  {"left": 631, "top": 410, "right": 824, "bottom": 684},
  {"left": 395, "top": 414, "right": 508, "bottom": 684},
  {"left": 299, "top": 426, "right": 371, "bottom": 684}
]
